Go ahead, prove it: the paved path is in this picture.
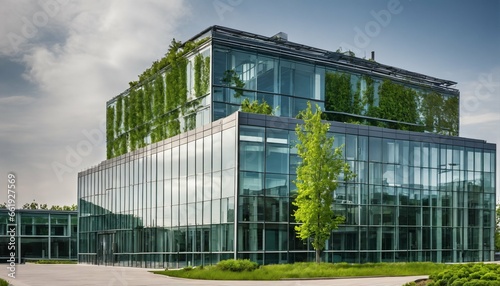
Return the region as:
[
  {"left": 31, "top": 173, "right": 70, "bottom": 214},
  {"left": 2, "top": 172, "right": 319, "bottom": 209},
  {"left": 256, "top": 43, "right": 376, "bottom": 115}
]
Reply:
[{"left": 0, "top": 264, "right": 426, "bottom": 286}]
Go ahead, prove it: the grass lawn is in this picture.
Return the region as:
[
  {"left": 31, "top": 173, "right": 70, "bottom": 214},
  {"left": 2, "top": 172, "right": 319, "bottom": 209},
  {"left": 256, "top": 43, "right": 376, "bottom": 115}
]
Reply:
[{"left": 154, "top": 262, "right": 450, "bottom": 280}]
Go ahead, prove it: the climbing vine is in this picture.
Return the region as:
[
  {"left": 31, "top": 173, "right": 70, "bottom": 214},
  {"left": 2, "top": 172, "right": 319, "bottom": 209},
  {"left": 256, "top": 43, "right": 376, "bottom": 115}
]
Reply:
[
  {"left": 376, "top": 80, "right": 420, "bottom": 131},
  {"left": 114, "top": 96, "right": 123, "bottom": 137},
  {"left": 323, "top": 71, "right": 457, "bottom": 134},
  {"left": 324, "top": 71, "right": 353, "bottom": 122},
  {"left": 106, "top": 106, "right": 115, "bottom": 158},
  {"left": 107, "top": 38, "right": 211, "bottom": 159}
]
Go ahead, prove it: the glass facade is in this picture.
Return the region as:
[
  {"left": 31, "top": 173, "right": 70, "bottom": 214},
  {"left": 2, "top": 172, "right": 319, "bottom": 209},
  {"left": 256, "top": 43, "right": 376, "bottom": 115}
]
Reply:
[
  {"left": 79, "top": 112, "right": 496, "bottom": 267},
  {"left": 79, "top": 116, "right": 237, "bottom": 268},
  {"left": 79, "top": 26, "right": 496, "bottom": 267},
  {"left": 0, "top": 210, "right": 77, "bottom": 262},
  {"left": 237, "top": 114, "right": 496, "bottom": 264}
]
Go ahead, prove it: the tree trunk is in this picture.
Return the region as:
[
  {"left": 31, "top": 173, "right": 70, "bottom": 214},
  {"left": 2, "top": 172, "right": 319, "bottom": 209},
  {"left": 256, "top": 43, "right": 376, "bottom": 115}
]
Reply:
[{"left": 315, "top": 249, "right": 321, "bottom": 263}]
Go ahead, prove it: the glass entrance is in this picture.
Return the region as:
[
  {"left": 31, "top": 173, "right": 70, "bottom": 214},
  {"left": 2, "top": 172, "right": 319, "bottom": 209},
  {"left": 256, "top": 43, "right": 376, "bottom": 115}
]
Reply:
[{"left": 97, "top": 233, "right": 114, "bottom": 266}]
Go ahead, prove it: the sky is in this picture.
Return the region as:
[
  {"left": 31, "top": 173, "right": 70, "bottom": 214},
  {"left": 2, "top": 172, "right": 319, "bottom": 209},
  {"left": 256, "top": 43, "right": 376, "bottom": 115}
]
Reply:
[{"left": 0, "top": 0, "right": 499, "bottom": 206}]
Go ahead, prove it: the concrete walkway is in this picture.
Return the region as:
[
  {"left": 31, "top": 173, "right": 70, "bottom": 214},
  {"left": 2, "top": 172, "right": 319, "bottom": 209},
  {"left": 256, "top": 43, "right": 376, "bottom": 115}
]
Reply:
[{"left": 0, "top": 264, "right": 427, "bottom": 286}]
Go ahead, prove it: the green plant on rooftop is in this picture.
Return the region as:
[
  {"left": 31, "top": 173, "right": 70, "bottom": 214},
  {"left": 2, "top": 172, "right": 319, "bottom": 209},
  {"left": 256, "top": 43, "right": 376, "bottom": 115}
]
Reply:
[
  {"left": 241, "top": 98, "right": 273, "bottom": 115},
  {"left": 106, "top": 38, "right": 210, "bottom": 158},
  {"left": 324, "top": 71, "right": 458, "bottom": 135}
]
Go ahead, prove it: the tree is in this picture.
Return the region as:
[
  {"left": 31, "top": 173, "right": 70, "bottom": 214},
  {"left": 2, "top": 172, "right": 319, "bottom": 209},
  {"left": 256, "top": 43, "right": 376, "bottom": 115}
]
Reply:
[
  {"left": 241, "top": 98, "right": 273, "bottom": 115},
  {"left": 20, "top": 200, "right": 77, "bottom": 211},
  {"left": 293, "top": 102, "right": 355, "bottom": 263},
  {"left": 22, "top": 200, "right": 47, "bottom": 210}
]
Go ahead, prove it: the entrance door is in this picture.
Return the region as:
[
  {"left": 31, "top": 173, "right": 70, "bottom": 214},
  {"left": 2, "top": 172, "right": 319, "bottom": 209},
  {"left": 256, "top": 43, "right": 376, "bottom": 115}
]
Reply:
[{"left": 97, "top": 233, "right": 114, "bottom": 266}]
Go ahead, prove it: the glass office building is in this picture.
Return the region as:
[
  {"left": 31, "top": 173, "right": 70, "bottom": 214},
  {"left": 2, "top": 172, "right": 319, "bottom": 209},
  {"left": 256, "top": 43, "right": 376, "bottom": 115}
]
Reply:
[
  {"left": 78, "top": 26, "right": 496, "bottom": 267},
  {"left": 0, "top": 210, "right": 77, "bottom": 262}
]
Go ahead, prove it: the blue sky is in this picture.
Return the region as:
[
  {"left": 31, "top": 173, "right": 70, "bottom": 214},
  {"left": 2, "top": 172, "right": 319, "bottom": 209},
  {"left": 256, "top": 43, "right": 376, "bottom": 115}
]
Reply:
[{"left": 0, "top": 0, "right": 499, "bottom": 205}]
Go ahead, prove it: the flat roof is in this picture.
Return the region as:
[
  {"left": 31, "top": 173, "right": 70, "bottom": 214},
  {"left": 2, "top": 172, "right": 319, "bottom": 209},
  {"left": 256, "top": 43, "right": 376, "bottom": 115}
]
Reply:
[{"left": 193, "top": 25, "right": 458, "bottom": 93}]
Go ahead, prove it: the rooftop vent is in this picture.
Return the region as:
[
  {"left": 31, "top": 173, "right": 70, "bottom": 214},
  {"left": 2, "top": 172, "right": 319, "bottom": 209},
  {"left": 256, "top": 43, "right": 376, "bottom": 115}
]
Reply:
[{"left": 271, "top": 32, "right": 288, "bottom": 42}]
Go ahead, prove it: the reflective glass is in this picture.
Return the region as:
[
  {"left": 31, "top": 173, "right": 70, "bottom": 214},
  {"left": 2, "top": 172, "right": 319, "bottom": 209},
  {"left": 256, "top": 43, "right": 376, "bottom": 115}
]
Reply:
[
  {"left": 212, "top": 132, "right": 222, "bottom": 171},
  {"left": 239, "top": 171, "right": 264, "bottom": 196},
  {"left": 222, "top": 128, "right": 236, "bottom": 170}
]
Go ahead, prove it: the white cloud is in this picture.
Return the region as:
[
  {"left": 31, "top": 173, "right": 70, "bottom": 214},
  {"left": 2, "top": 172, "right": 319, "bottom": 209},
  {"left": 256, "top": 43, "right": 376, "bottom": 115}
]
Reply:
[
  {"left": 461, "top": 112, "right": 500, "bottom": 126},
  {"left": 0, "top": 95, "right": 35, "bottom": 105},
  {"left": 0, "top": 0, "right": 189, "bottom": 205}
]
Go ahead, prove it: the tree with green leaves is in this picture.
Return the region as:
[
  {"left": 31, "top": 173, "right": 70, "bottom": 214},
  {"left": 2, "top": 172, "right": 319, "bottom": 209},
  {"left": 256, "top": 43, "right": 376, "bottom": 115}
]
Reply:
[
  {"left": 241, "top": 98, "right": 273, "bottom": 115},
  {"left": 293, "top": 102, "right": 355, "bottom": 263}
]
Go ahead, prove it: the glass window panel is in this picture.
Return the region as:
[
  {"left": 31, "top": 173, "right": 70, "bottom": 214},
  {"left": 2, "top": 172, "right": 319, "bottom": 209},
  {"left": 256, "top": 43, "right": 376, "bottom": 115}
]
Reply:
[
  {"left": 212, "top": 199, "right": 221, "bottom": 224},
  {"left": 266, "top": 144, "right": 289, "bottom": 174},
  {"left": 277, "top": 95, "right": 290, "bottom": 117},
  {"left": 280, "top": 59, "right": 293, "bottom": 95},
  {"left": 474, "top": 150, "right": 482, "bottom": 172},
  {"left": 172, "top": 147, "right": 179, "bottom": 178},
  {"left": 187, "top": 176, "right": 196, "bottom": 203},
  {"left": 164, "top": 179, "right": 171, "bottom": 206},
  {"left": 332, "top": 133, "right": 345, "bottom": 150},
  {"left": 369, "top": 162, "right": 383, "bottom": 185},
  {"left": 171, "top": 178, "right": 179, "bottom": 205},
  {"left": 265, "top": 197, "right": 288, "bottom": 222},
  {"left": 212, "top": 132, "right": 222, "bottom": 172},
  {"left": 430, "top": 145, "right": 438, "bottom": 168},
  {"left": 213, "top": 47, "right": 228, "bottom": 85},
  {"left": 369, "top": 137, "right": 381, "bottom": 162},
  {"left": 232, "top": 50, "right": 257, "bottom": 90},
  {"left": 221, "top": 169, "right": 235, "bottom": 198},
  {"left": 212, "top": 171, "right": 221, "bottom": 199},
  {"left": 187, "top": 141, "right": 195, "bottom": 176},
  {"left": 483, "top": 152, "right": 491, "bottom": 172},
  {"left": 203, "top": 173, "right": 212, "bottom": 201},
  {"left": 358, "top": 136, "right": 368, "bottom": 161},
  {"left": 315, "top": 66, "right": 325, "bottom": 101},
  {"left": 195, "top": 139, "right": 203, "bottom": 174},
  {"left": 238, "top": 223, "right": 264, "bottom": 251},
  {"left": 256, "top": 55, "right": 278, "bottom": 93},
  {"left": 164, "top": 150, "right": 171, "bottom": 179},
  {"left": 382, "top": 164, "right": 394, "bottom": 186},
  {"left": 196, "top": 175, "right": 203, "bottom": 202},
  {"left": 179, "top": 144, "right": 187, "bottom": 177},
  {"left": 203, "top": 201, "right": 211, "bottom": 225},
  {"left": 179, "top": 177, "right": 187, "bottom": 204},
  {"left": 239, "top": 171, "right": 264, "bottom": 196},
  {"left": 172, "top": 205, "right": 179, "bottom": 227},
  {"left": 466, "top": 149, "right": 474, "bottom": 171},
  {"left": 294, "top": 62, "right": 314, "bottom": 98},
  {"left": 383, "top": 139, "right": 396, "bottom": 163},
  {"left": 222, "top": 128, "right": 236, "bottom": 170},
  {"left": 240, "top": 141, "right": 264, "bottom": 172},
  {"left": 239, "top": 196, "right": 264, "bottom": 222},
  {"left": 291, "top": 98, "right": 309, "bottom": 118},
  {"left": 346, "top": 135, "right": 357, "bottom": 160},
  {"left": 265, "top": 173, "right": 288, "bottom": 197},
  {"left": 203, "top": 136, "right": 212, "bottom": 173},
  {"left": 265, "top": 224, "right": 288, "bottom": 251}
]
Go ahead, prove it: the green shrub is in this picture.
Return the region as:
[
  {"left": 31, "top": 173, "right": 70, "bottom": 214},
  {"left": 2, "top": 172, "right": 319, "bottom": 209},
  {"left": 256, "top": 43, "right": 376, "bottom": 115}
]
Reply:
[
  {"left": 429, "top": 263, "right": 500, "bottom": 286},
  {"left": 0, "top": 278, "right": 8, "bottom": 286},
  {"left": 183, "top": 266, "right": 193, "bottom": 271},
  {"left": 216, "top": 259, "right": 259, "bottom": 272}
]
